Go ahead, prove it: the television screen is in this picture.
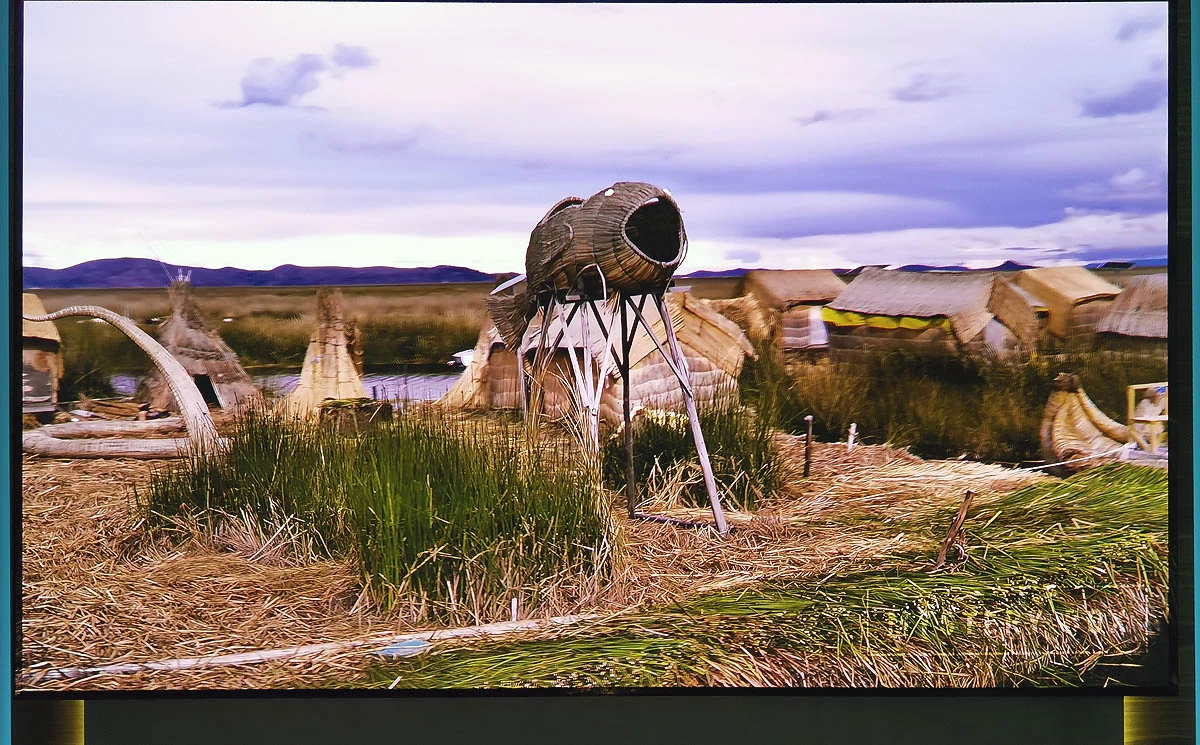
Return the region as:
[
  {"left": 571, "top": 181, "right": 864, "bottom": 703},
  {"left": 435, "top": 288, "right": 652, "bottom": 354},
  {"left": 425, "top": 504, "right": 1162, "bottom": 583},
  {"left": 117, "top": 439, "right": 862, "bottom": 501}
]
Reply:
[{"left": 14, "top": 0, "right": 1181, "bottom": 710}]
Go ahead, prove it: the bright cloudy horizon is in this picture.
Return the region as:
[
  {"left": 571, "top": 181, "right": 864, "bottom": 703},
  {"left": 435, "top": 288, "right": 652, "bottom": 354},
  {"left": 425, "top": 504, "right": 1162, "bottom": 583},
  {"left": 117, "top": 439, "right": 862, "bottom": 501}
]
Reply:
[{"left": 23, "top": 2, "right": 1169, "bottom": 274}]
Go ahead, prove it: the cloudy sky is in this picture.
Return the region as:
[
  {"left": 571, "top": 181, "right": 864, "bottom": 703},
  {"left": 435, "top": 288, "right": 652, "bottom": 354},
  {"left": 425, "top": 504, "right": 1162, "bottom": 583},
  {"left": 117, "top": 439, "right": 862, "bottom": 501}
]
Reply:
[{"left": 23, "top": 2, "right": 1168, "bottom": 273}]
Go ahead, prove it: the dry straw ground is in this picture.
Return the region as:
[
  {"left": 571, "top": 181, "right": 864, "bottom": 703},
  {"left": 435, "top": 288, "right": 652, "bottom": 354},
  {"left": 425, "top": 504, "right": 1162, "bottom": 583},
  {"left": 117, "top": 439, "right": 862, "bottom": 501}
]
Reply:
[{"left": 20, "top": 433, "right": 1052, "bottom": 691}]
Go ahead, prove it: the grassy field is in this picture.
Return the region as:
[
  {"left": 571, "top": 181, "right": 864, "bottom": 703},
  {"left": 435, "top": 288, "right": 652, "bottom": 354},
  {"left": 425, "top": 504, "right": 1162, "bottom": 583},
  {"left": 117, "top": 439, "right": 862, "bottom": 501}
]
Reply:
[{"left": 739, "top": 343, "right": 1167, "bottom": 465}]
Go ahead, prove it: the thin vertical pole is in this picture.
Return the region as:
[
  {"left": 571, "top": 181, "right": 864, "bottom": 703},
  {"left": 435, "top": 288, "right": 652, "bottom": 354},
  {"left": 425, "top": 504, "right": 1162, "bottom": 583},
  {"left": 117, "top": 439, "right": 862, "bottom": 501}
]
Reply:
[
  {"left": 804, "top": 414, "right": 813, "bottom": 478},
  {"left": 654, "top": 293, "right": 729, "bottom": 536},
  {"left": 620, "top": 297, "right": 637, "bottom": 519},
  {"left": 580, "top": 299, "right": 598, "bottom": 451},
  {"left": 516, "top": 352, "right": 529, "bottom": 420}
]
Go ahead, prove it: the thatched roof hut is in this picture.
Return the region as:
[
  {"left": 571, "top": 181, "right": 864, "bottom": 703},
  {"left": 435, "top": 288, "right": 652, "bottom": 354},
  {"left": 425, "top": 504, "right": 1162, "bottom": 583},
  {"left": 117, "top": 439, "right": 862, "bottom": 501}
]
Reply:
[
  {"left": 440, "top": 292, "right": 756, "bottom": 429},
  {"left": 1013, "top": 266, "right": 1121, "bottom": 341},
  {"left": 822, "top": 269, "right": 1038, "bottom": 360},
  {"left": 141, "top": 281, "right": 261, "bottom": 413},
  {"left": 22, "top": 293, "right": 63, "bottom": 414},
  {"left": 1095, "top": 273, "right": 1167, "bottom": 353},
  {"left": 736, "top": 270, "right": 846, "bottom": 351},
  {"left": 738, "top": 269, "right": 846, "bottom": 310},
  {"left": 286, "top": 288, "right": 366, "bottom": 417}
]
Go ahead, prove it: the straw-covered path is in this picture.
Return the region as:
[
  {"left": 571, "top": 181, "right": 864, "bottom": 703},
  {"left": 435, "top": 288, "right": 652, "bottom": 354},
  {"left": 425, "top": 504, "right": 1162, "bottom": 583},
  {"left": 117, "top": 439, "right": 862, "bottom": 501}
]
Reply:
[{"left": 18, "top": 435, "right": 1166, "bottom": 690}]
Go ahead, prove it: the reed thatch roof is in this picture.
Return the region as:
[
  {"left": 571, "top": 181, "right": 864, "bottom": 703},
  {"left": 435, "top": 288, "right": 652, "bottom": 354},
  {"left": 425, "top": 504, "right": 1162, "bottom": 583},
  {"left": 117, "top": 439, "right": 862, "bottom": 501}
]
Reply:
[
  {"left": 1013, "top": 266, "right": 1121, "bottom": 338},
  {"left": 286, "top": 288, "right": 366, "bottom": 417},
  {"left": 143, "top": 281, "right": 261, "bottom": 412},
  {"left": 22, "top": 293, "right": 60, "bottom": 344},
  {"left": 738, "top": 269, "right": 846, "bottom": 310},
  {"left": 1015, "top": 266, "right": 1121, "bottom": 305},
  {"left": 1096, "top": 273, "right": 1167, "bottom": 339},
  {"left": 826, "top": 268, "right": 1001, "bottom": 345}
]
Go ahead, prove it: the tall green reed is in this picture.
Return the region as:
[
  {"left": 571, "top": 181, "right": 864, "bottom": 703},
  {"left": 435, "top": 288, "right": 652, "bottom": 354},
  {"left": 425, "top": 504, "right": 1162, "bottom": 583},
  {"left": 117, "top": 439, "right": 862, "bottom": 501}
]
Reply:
[{"left": 137, "top": 407, "right": 612, "bottom": 623}]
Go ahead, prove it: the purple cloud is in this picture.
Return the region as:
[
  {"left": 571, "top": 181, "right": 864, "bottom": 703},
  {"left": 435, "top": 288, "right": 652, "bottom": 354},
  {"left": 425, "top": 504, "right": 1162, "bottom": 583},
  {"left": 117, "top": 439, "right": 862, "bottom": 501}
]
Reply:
[
  {"left": 793, "top": 108, "right": 872, "bottom": 127},
  {"left": 332, "top": 43, "right": 376, "bottom": 69},
  {"left": 1079, "top": 78, "right": 1167, "bottom": 117},
  {"left": 222, "top": 53, "right": 328, "bottom": 108},
  {"left": 1116, "top": 16, "right": 1165, "bottom": 42},
  {"left": 890, "top": 73, "right": 956, "bottom": 103}
]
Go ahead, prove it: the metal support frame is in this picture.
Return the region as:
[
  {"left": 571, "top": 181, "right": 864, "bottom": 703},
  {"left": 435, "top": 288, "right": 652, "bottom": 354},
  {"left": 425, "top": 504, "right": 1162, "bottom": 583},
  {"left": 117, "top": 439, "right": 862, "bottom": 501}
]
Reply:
[{"left": 520, "top": 272, "right": 730, "bottom": 536}]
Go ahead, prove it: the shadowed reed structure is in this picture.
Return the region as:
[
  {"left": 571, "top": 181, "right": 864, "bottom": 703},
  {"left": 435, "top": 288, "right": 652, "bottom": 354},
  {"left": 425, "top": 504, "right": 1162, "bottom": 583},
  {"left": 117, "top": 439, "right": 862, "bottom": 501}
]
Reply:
[
  {"left": 22, "top": 293, "right": 63, "bottom": 415},
  {"left": 493, "top": 182, "right": 730, "bottom": 536},
  {"left": 140, "top": 279, "right": 262, "bottom": 414},
  {"left": 21, "top": 305, "right": 224, "bottom": 458}
]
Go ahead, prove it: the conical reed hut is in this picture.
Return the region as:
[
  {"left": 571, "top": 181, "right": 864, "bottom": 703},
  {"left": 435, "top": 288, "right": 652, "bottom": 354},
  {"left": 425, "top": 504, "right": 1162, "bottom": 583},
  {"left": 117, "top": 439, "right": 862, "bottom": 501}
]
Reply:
[
  {"left": 141, "top": 280, "right": 261, "bottom": 413},
  {"left": 286, "top": 288, "right": 367, "bottom": 417}
]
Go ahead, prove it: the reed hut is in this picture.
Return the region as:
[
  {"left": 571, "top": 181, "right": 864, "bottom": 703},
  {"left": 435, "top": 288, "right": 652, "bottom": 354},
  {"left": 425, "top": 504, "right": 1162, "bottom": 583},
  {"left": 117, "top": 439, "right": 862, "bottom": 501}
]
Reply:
[
  {"left": 1095, "top": 273, "right": 1168, "bottom": 356},
  {"left": 692, "top": 293, "right": 775, "bottom": 349},
  {"left": 439, "top": 325, "right": 523, "bottom": 410},
  {"left": 737, "top": 269, "right": 846, "bottom": 351},
  {"left": 286, "top": 288, "right": 367, "bottom": 417},
  {"left": 821, "top": 269, "right": 1039, "bottom": 361},
  {"left": 1013, "top": 266, "right": 1121, "bottom": 343},
  {"left": 141, "top": 280, "right": 261, "bottom": 413},
  {"left": 440, "top": 292, "right": 756, "bottom": 429},
  {"left": 22, "top": 293, "right": 63, "bottom": 415}
]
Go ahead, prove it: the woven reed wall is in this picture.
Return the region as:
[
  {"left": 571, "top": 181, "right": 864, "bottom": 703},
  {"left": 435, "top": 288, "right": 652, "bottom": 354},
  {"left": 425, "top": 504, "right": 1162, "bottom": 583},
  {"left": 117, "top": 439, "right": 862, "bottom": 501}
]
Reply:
[
  {"left": 1067, "top": 297, "right": 1114, "bottom": 341},
  {"left": 596, "top": 352, "right": 740, "bottom": 429},
  {"left": 487, "top": 347, "right": 523, "bottom": 409},
  {"left": 779, "top": 305, "right": 829, "bottom": 350}
]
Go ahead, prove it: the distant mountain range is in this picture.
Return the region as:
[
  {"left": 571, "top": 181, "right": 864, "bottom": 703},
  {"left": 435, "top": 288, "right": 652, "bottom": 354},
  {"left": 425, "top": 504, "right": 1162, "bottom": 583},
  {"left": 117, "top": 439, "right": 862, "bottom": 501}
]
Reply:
[
  {"left": 22, "top": 256, "right": 1168, "bottom": 290},
  {"left": 22, "top": 258, "right": 494, "bottom": 289}
]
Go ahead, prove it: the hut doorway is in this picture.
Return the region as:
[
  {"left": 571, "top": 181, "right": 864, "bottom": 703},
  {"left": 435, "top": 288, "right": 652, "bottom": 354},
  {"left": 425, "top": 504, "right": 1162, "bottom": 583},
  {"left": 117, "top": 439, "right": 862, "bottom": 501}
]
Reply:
[{"left": 193, "top": 374, "right": 222, "bottom": 408}]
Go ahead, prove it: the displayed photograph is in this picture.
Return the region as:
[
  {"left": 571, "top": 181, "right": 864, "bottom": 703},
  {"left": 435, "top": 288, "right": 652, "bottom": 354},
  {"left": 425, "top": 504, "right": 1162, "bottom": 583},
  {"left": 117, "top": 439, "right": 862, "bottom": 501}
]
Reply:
[{"left": 18, "top": 2, "right": 1170, "bottom": 691}]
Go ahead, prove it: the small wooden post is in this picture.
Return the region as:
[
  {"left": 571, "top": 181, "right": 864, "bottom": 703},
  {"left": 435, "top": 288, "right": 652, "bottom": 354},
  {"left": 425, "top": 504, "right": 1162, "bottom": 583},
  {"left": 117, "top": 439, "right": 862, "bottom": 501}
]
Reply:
[
  {"left": 933, "top": 490, "right": 975, "bottom": 570},
  {"left": 804, "top": 415, "right": 814, "bottom": 478},
  {"left": 372, "top": 386, "right": 378, "bottom": 400},
  {"left": 655, "top": 293, "right": 729, "bottom": 537}
]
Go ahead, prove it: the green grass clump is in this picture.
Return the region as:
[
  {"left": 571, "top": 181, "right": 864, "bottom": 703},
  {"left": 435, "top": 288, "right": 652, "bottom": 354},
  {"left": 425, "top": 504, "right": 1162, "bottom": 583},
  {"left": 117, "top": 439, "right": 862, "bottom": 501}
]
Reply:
[
  {"left": 344, "top": 414, "right": 611, "bottom": 617},
  {"left": 600, "top": 389, "right": 782, "bottom": 511},
  {"left": 138, "top": 408, "right": 612, "bottom": 624},
  {"left": 780, "top": 349, "right": 1166, "bottom": 462}
]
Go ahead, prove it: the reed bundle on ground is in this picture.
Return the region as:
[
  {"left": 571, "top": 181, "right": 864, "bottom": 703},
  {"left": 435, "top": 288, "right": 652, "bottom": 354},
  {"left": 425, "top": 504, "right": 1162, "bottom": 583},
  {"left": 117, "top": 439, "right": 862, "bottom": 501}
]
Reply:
[{"left": 359, "top": 464, "right": 1167, "bottom": 689}]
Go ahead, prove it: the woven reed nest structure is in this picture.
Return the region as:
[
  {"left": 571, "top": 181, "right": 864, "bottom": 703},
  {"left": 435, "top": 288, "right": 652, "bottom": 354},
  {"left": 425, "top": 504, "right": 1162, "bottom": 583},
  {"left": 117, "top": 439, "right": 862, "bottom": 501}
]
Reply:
[{"left": 525, "top": 182, "right": 687, "bottom": 303}]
